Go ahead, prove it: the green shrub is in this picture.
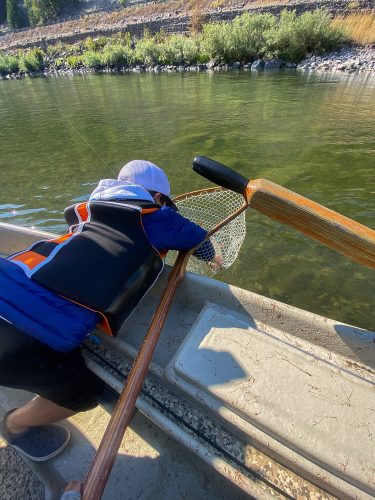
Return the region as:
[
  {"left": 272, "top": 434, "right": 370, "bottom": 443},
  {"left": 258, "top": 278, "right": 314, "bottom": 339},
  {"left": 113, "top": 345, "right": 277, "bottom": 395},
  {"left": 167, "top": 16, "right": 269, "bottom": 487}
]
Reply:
[
  {"left": 18, "top": 48, "right": 44, "bottom": 72},
  {"left": 2, "top": 9, "right": 346, "bottom": 75},
  {"left": 83, "top": 36, "right": 108, "bottom": 52},
  {"left": 66, "top": 43, "right": 82, "bottom": 55},
  {"left": 82, "top": 50, "right": 102, "bottom": 69},
  {"left": 96, "top": 36, "right": 108, "bottom": 48},
  {"left": 200, "top": 21, "right": 232, "bottom": 63},
  {"left": 6, "top": 0, "right": 23, "bottom": 28},
  {"left": 180, "top": 35, "right": 201, "bottom": 64},
  {"left": 264, "top": 10, "right": 346, "bottom": 62},
  {"left": 154, "top": 29, "right": 167, "bottom": 45},
  {"left": 5, "top": 54, "right": 19, "bottom": 73},
  {"left": 297, "top": 10, "right": 346, "bottom": 54},
  {"left": 100, "top": 44, "right": 134, "bottom": 67},
  {"left": 66, "top": 55, "right": 82, "bottom": 68},
  {"left": 46, "top": 41, "right": 64, "bottom": 56},
  {"left": 24, "top": 0, "right": 62, "bottom": 26},
  {"left": 134, "top": 36, "right": 162, "bottom": 65},
  {"left": 112, "top": 32, "right": 132, "bottom": 47},
  {"left": 0, "top": 56, "right": 7, "bottom": 75},
  {"left": 0, "top": 53, "right": 19, "bottom": 74},
  {"left": 159, "top": 34, "right": 200, "bottom": 65},
  {"left": 158, "top": 38, "right": 182, "bottom": 66},
  {"left": 54, "top": 57, "right": 65, "bottom": 67},
  {"left": 228, "top": 13, "right": 276, "bottom": 62}
]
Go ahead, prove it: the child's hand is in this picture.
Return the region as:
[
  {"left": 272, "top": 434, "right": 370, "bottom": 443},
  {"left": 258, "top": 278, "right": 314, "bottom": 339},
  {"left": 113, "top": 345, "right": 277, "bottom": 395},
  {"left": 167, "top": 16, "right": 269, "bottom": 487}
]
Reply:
[{"left": 209, "top": 254, "right": 223, "bottom": 270}]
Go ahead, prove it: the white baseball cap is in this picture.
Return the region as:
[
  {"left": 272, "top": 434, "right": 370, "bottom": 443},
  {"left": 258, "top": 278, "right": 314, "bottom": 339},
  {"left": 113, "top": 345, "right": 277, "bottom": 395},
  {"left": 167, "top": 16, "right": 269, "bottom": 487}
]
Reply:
[{"left": 118, "top": 160, "right": 171, "bottom": 197}]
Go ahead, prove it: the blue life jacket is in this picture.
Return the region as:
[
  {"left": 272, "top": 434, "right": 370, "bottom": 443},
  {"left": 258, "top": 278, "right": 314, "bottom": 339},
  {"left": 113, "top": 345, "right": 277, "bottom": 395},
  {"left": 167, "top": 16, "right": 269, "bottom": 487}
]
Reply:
[
  {"left": 0, "top": 258, "right": 98, "bottom": 352},
  {"left": 9, "top": 200, "right": 163, "bottom": 338},
  {"left": 0, "top": 183, "right": 211, "bottom": 352}
]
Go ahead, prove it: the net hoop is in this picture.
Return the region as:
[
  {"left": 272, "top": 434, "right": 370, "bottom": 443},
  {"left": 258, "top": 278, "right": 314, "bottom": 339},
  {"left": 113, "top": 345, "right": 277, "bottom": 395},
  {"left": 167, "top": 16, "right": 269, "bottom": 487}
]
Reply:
[{"left": 169, "top": 187, "right": 247, "bottom": 275}]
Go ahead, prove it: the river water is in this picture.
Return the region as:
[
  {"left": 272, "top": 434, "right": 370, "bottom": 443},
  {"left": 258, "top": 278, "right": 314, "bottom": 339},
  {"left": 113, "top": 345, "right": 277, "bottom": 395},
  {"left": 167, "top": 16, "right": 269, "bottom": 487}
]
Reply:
[{"left": 0, "top": 70, "right": 374, "bottom": 330}]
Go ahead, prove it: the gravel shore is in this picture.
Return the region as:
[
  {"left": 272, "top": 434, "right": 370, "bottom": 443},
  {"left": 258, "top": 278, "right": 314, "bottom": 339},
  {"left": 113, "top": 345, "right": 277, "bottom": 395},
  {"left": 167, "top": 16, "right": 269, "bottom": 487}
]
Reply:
[{"left": 297, "top": 46, "right": 375, "bottom": 73}]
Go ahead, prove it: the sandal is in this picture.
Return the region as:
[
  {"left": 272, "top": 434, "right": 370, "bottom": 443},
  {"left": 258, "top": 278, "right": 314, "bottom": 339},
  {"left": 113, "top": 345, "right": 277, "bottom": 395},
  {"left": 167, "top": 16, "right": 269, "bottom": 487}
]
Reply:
[{"left": 0, "top": 409, "right": 70, "bottom": 462}]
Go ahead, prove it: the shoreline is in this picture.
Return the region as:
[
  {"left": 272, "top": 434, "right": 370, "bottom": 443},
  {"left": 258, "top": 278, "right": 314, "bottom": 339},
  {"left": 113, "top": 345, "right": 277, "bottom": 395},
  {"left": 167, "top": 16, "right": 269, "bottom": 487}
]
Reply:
[
  {"left": 1, "top": 46, "right": 374, "bottom": 81},
  {"left": 1, "top": 3, "right": 374, "bottom": 81}
]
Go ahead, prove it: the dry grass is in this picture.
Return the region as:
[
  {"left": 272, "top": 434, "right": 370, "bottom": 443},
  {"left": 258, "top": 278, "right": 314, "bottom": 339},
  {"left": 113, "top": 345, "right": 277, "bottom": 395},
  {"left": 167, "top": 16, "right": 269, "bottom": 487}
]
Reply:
[
  {"left": 1, "top": 0, "right": 372, "bottom": 52},
  {"left": 105, "top": 0, "right": 292, "bottom": 20},
  {"left": 249, "top": 0, "right": 292, "bottom": 6},
  {"left": 332, "top": 11, "right": 375, "bottom": 44}
]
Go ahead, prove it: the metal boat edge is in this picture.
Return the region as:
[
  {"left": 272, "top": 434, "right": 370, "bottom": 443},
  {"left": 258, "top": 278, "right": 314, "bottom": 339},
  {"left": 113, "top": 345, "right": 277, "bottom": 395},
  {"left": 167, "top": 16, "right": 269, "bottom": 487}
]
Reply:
[{"left": 1, "top": 221, "right": 374, "bottom": 500}]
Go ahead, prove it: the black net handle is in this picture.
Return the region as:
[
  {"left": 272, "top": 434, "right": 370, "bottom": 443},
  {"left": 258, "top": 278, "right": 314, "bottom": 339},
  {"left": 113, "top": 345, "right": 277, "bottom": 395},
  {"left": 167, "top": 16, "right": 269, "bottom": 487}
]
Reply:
[{"left": 192, "top": 156, "right": 249, "bottom": 195}]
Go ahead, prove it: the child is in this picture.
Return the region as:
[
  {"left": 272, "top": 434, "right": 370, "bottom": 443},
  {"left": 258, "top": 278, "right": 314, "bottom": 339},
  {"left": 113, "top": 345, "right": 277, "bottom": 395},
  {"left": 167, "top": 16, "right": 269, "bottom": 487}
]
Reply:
[{"left": 0, "top": 160, "right": 220, "bottom": 462}]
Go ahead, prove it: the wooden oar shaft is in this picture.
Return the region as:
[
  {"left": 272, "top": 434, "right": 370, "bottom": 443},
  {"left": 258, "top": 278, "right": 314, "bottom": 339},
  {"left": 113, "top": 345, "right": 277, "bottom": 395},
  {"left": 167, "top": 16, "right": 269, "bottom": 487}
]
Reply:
[
  {"left": 246, "top": 179, "right": 375, "bottom": 269},
  {"left": 82, "top": 251, "right": 190, "bottom": 500}
]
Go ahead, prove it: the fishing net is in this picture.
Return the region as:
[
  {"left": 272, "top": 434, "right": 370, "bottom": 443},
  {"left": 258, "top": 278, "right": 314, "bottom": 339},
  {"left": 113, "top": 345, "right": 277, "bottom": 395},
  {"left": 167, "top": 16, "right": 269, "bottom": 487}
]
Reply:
[{"left": 167, "top": 187, "right": 247, "bottom": 275}]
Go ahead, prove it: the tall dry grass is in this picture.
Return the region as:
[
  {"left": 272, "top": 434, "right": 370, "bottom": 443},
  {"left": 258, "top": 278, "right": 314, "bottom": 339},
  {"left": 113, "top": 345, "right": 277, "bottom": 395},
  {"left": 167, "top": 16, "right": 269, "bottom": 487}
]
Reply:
[
  {"left": 332, "top": 11, "right": 375, "bottom": 44},
  {"left": 106, "top": 0, "right": 294, "bottom": 22}
]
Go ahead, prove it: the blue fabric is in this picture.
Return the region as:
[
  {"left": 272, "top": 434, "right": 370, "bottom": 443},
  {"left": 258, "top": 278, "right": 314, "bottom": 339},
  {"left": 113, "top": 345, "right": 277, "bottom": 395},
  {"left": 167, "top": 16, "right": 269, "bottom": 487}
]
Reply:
[
  {"left": 0, "top": 206, "right": 214, "bottom": 353},
  {"left": 0, "top": 258, "right": 98, "bottom": 352},
  {"left": 142, "top": 206, "right": 215, "bottom": 259}
]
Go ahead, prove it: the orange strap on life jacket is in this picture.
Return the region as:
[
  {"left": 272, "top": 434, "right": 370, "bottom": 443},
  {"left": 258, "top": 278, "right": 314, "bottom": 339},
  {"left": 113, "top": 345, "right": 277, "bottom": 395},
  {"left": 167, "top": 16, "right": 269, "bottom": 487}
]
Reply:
[{"left": 8, "top": 202, "right": 162, "bottom": 335}]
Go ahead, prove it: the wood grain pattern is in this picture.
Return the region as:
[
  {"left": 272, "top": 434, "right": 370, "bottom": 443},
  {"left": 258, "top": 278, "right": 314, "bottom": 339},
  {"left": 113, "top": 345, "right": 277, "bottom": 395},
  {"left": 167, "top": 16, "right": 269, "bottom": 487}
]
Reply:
[{"left": 246, "top": 179, "right": 375, "bottom": 269}]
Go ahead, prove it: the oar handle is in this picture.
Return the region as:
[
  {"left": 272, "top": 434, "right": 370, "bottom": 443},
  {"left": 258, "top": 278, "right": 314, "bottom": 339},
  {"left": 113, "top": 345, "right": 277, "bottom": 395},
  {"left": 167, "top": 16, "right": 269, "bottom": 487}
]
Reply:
[
  {"left": 247, "top": 179, "right": 375, "bottom": 270},
  {"left": 193, "top": 156, "right": 249, "bottom": 195}
]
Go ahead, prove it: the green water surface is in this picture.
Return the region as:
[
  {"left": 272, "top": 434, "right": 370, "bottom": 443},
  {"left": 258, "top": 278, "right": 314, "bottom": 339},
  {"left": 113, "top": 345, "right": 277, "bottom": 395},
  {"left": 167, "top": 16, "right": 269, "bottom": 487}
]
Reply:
[{"left": 0, "top": 70, "right": 374, "bottom": 330}]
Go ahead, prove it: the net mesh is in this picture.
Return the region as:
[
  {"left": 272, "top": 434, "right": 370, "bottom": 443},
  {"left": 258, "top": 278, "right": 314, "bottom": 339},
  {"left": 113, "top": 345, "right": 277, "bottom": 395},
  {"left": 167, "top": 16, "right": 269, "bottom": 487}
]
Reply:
[{"left": 167, "top": 188, "right": 246, "bottom": 275}]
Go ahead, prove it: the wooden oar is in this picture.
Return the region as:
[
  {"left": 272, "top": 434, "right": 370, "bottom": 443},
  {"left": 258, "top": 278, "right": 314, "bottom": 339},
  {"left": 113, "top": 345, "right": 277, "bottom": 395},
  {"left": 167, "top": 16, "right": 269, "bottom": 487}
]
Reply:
[
  {"left": 193, "top": 156, "right": 375, "bottom": 270},
  {"left": 245, "top": 179, "right": 375, "bottom": 270},
  {"left": 82, "top": 250, "right": 191, "bottom": 499}
]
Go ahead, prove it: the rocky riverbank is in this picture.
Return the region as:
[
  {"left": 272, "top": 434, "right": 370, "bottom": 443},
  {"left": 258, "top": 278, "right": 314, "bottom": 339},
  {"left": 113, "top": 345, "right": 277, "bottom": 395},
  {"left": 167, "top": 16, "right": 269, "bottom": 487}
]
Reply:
[
  {"left": 1, "top": 45, "right": 374, "bottom": 80},
  {"left": 298, "top": 45, "right": 375, "bottom": 73}
]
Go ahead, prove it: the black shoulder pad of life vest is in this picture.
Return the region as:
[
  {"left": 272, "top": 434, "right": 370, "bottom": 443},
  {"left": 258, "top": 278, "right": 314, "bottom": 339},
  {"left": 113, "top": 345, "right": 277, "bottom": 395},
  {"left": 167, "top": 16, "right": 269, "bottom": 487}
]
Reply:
[
  {"left": 64, "top": 200, "right": 160, "bottom": 228},
  {"left": 34, "top": 201, "right": 164, "bottom": 335},
  {"left": 64, "top": 204, "right": 79, "bottom": 227}
]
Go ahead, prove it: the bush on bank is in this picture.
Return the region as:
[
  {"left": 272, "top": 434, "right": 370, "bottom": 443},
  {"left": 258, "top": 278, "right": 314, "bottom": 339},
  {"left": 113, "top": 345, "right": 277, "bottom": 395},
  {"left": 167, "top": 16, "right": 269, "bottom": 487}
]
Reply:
[
  {"left": 200, "top": 12, "right": 277, "bottom": 63},
  {"left": 0, "top": 10, "right": 347, "bottom": 77},
  {"left": 18, "top": 48, "right": 44, "bottom": 72},
  {"left": 264, "top": 10, "right": 346, "bottom": 62},
  {"left": 0, "top": 53, "right": 19, "bottom": 74}
]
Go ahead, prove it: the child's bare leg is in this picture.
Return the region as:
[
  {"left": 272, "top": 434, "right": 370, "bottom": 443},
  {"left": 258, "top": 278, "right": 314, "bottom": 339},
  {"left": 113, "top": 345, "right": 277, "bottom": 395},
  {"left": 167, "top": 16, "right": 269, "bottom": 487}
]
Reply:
[{"left": 5, "top": 396, "right": 75, "bottom": 434}]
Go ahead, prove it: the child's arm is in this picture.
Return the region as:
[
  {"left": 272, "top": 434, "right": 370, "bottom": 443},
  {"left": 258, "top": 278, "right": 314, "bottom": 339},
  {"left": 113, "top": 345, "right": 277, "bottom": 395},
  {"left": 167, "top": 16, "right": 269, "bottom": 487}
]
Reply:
[{"left": 142, "top": 208, "right": 222, "bottom": 266}]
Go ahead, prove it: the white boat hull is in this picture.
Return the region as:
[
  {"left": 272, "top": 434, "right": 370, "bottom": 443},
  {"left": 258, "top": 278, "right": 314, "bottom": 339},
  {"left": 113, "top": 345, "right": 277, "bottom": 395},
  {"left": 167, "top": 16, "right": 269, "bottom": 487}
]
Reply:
[{"left": 1, "top": 221, "right": 374, "bottom": 499}]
